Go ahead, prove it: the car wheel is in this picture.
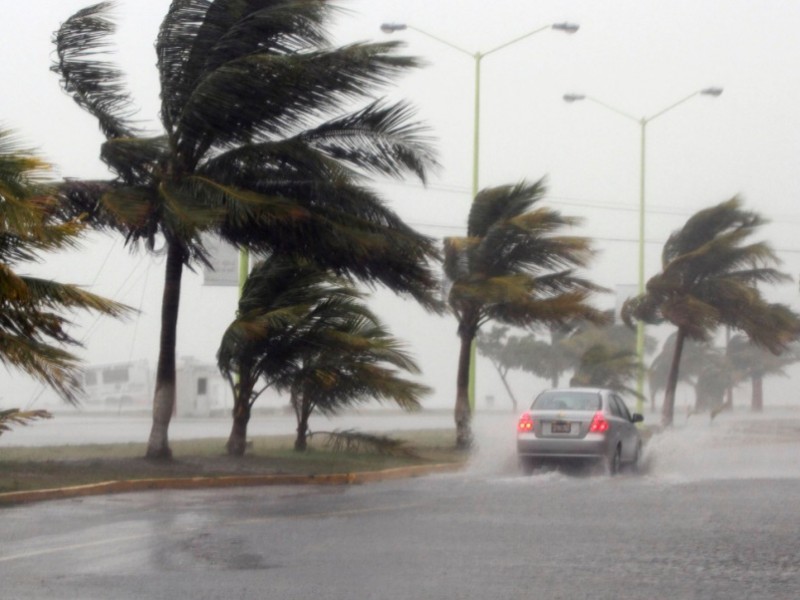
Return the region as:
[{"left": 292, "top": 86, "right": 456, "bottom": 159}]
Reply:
[
  {"left": 519, "top": 457, "right": 537, "bottom": 476},
  {"left": 607, "top": 445, "right": 621, "bottom": 476},
  {"left": 627, "top": 441, "right": 642, "bottom": 474}
]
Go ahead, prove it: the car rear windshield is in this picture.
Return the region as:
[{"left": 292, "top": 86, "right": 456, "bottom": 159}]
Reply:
[{"left": 532, "top": 391, "right": 601, "bottom": 411}]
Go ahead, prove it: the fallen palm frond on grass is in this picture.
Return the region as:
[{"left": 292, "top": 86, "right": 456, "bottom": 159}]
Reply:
[{"left": 311, "top": 429, "right": 420, "bottom": 458}]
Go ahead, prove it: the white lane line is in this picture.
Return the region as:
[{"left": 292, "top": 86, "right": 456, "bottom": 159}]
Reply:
[{"left": 0, "top": 533, "right": 151, "bottom": 564}]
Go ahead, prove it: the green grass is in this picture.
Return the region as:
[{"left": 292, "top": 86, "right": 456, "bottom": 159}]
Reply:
[{"left": 0, "top": 429, "right": 465, "bottom": 495}]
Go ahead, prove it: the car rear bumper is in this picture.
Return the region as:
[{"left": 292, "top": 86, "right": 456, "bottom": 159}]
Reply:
[{"left": 516, "top": 435, "right": 610, "bottom": 459}]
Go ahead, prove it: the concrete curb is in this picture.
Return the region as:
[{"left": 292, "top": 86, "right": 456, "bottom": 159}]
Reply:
[{"left": 0, "top": 462, "right": 463, "bottom": 506}]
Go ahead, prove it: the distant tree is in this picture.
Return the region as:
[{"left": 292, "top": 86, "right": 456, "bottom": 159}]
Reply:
[
  {"left": 218, "top": 257, "right": 429, "bottom": 454},
  {"left": 0, "top": 128, "right": 129, "bottom": 402},
  {"left": 570, "top": 345, "right": 641, "bottom": 399},
  {"left": 476, "top": 327, "right": 521, "bottom": 410},
  {"left": 53, "top": 2, "right": 440, "bottom": 459},
  {"left": 623, "top": 198, "right": 800, "bottom": 426},
  {"left": 727, "top": 335, "right": 800, "bottom": 412},
  {"left": 444, "top": 180, "right": 607, "bottom": 448},
  {"left": 648, "top": 333, "right": 716, "bottom": 412}
]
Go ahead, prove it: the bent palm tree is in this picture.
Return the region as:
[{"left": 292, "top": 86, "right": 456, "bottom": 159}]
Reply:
[
  {"left": 0, "top": 128, "right": 129, "bottom": 402},
  {"left": 623, "top": 198, "right": 800, "bottom": 426},
  {"left": 218, "top": 256, "right": 429, "bottom": 454},
  {"left": 54, "top": 1, "right": 440, "bottom": 458},
  {"left": 444, "top": 179, "right": 607, "bottom": 449}
]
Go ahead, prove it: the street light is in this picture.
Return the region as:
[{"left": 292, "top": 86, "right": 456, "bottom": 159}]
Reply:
[
  {"left": 382, "top": 21, "right": 579, "bottom": 411},
  {"left": 563, "top": 87, "right": 723, "bottom": 413}
]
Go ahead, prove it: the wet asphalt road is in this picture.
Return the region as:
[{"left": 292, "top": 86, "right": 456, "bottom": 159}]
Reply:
[{"left": 2, "top": 438, "right": 800, "bottom": 600}]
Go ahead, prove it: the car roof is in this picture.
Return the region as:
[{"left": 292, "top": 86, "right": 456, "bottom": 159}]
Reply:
[{"left": 542, "top": 387, "right": 611, "bottom": 395}]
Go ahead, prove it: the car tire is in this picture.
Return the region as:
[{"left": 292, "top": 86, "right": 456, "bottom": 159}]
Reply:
[
  {"left": 519, "top": 457, "right": 537, "bottom": 476},
  {"left": 627, "top": 441, "right": 642, "bottom": 474},
  {"left": 607, "top": 445, "right": 621, "bottom": 476}
]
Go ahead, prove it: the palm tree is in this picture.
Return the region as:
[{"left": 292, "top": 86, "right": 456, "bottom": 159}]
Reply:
[
  {"left": 444, "top": 180, "right": 607, "bottom": 449},
  {"left": 623, "top": 198, "right": 800, "bottom": 426},
  {"left": 218, "top": 256, "right": 429, "bottom": 454},
  {"left": 53, "top": 1, "right": 440, "bottom": 459},
  {"left": 0, "top": 128, "right": 129, "bottom": 402},
  {"left": 218, "top": 256, "right": 361, "bottom": 455},
  {"left": 285, "top": 304, "right": 430, "bottom": 452}
]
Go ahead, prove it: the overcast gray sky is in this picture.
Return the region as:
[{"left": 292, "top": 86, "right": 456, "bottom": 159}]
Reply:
[{"left": 2, "top": 0, "right": 800, "bottom": 410}]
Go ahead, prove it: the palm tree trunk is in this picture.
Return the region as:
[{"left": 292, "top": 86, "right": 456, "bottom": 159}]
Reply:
[
  {"left": 293, "top": 392, "right": 312, "bottom": 452},
  {"left": 145, "top": 242, "right": 184, "bottom": 460},
  {"left": 227, "top": 397, "right": 252, "bottom": 456},
  {"left": 226, "top": 361, "right": 255, "bottom": 456},
  {"left": 662, "top": 328, "right": 687, "bottom": 427},
  {"left": 455, "top": 332, "right": 473, "bottom": 450},
  {"left": 751, "top": 373, "right": 764, "bottom": 412}
]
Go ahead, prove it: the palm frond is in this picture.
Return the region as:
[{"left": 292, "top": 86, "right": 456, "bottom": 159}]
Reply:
[{"left": 52, "top": 1, "right": 138, "bottom": 139}]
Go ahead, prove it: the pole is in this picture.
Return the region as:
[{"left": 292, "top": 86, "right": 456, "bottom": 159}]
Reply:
[
  {"left": 468, "top": 53, "right": 482, "bottom": 412},
  {"left": 635, "top": 120, "right": 647, "bottom": 414}
]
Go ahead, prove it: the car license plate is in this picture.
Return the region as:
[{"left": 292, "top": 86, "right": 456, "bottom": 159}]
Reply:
[{"left": 551, "top": 421, "right": 571, "bottom": 434}]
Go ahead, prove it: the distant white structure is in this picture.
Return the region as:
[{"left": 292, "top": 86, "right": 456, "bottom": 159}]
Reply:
[
  {"left": 81, "top": 357, "right": 232, "bottom": 416},
  {"left": 202, "top": 234, "right": 240, "bottom": 287}
]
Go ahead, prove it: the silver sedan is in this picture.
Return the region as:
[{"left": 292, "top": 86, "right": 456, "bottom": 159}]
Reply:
[{"left": 516, "top": 387, "right": 644, "bottom": 475}]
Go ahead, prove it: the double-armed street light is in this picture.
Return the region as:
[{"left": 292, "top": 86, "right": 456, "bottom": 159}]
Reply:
[
  {"left": 563, "top": 87, "right": 723, "bottom": 413},
  {"left": 382, "top": 21, "right": 579, "bottom": 410}
]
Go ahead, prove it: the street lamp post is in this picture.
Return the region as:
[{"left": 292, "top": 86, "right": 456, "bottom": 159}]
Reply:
[
  {"left": 563, "top": 87, "right": 723, "bottom": 413},
  {"left": 383, "top": 21, "right": 579, "bottom": 411}
]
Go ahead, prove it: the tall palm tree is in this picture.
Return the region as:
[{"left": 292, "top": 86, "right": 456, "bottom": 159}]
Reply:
[
  {"left": 0, "top": 128, "right": 129, "bottom": 402},
  {"left": 53, "top": 1, "right": 441, "bottom": 458},
  {"left": 444, "top": 179, "right": 607, "bottom": 449},
  {"left": 623, "top": 198, "right": 800, "bottom": 426},
  {"left": 218, "top": 256, "right": 429, "bottom": 454}
]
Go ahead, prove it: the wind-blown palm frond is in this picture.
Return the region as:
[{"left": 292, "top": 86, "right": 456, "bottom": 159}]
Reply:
[
  {"left": 0, "top": 128, "right": 131, "bottom": 403},
  {"left": 52, "top": 2, "right": 138, "bottom": 139},
  {"left": 0, "top": 408, "right": 53, "bottom": 437}
]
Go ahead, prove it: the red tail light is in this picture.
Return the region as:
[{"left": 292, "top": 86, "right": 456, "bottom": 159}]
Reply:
[
  {"left": 518, "top": 413, "right": 534, "bottom": 432},
  {"left": 589, "top": 411, "right": 609, "bottom": 433}
]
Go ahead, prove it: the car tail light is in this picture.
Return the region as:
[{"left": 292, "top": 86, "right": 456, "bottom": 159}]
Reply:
[
  {"left": 589, "top": 411, "right": 609, "bottom": 433},
  {"left": 517, "top": 413, "right": 534, "bottom": 432}
]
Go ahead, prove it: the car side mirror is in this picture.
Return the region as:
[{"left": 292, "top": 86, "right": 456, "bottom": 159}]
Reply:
[{"left": 631, "top": 413, "right": 644, "bottom": 423}]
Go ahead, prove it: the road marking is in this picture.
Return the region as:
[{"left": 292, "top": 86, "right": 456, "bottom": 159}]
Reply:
[
  {"left": 0, "top": 502, "right": 428, "bottom": 564},
  {"left": 232, "top": 501, "right": 428, "bottom": 526},
  {"left": 0, "top": 533, "right": 151, "bottom": 564}
]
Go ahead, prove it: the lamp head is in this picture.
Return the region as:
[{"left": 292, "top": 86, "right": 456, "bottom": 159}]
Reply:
[
  {"left": 700, "top": 87, "right": 724, "bottom": 97},
  {"left": 380, "top": 23, "right": 407, "bottom": 34},
  {"left": 552, "top": 22, "right": 580, "bottom": 34},
  {"left": 563, "top": 93, "right": 586, "bottom": 103}
]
